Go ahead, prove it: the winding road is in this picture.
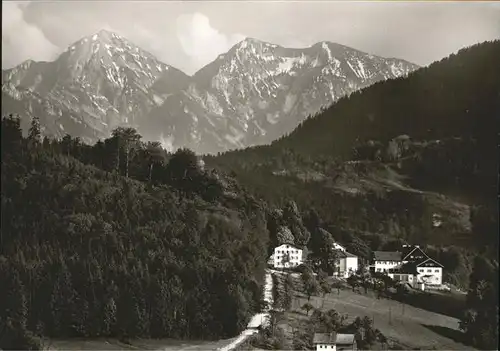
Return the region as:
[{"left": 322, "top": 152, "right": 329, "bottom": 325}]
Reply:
[{"left": 216, "top": 269, "right": 273, "bottom": 351}]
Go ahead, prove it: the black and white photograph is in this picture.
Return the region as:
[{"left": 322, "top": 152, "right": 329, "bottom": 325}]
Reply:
[{"left": 1, "top": 1, "right": 499, "bottom": 350}]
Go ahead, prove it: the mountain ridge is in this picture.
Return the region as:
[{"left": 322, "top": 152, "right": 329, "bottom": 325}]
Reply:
[
  {"left": 2, "top": 29, "right": 419, "bottom": 153},
  {"left": 141, "top": 35, "right": 419, "bottom": 153}
]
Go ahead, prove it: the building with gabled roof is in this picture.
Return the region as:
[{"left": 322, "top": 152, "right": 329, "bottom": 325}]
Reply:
[
  {"left": 313, "top": 332, "right": 357, "bottom": 351},
  {"left": 373, "top": 251, "right": 402, "bottom": 273},
  {"left": 401, "top": 245, "right": 428, "bottom": 262},
  {"left": 372, "top": 245, "right": 444, "bottom": 286},
  {"left": 336, "top": 251, "right": 359, "bottom": 278},
  {"left": 414, "top": 257, "right": 444, "bottom": 285}
]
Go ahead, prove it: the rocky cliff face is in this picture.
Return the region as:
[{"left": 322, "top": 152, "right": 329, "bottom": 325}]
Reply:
[
  {"left": 2, "top": 31, "right": 418, "bottom": 153},
  {"left": 2, "top": 29, "right": 189, "bottom": 143}
]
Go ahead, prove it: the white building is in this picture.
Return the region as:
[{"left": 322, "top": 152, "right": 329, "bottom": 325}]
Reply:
[
  {"left": 415, "top": 258, "right": 443, "bottom": 285},
  {"left": 373, "top": 251, "right": 402, "bottom": 273},
  {"left": 336, "top": 251, "right": 359, "bottom": 278},
  {"left": 401, "top": 245, "right": 443, "bottom": 285},
  {"left": 373, "top": 245, "right": 443, "bottom": 286},
  {"left": 313, "top": 332, "right": 357, "bottom": 351},
  {"left": 272, "top": 244, "right": 303, "bottom": 268}
]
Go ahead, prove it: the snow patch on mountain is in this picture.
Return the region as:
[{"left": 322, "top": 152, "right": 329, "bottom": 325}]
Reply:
[
  {"left": 277, "top": 55, "right": 307, "bottom": 74},
  {"left": 3, "top": 33, "right": 419, "bottom": 154},
  {"left": 159, "top": 133, "right": 175, "bottom": 152},
  {"left": 152, "top": 94, "right": 164, "bottom": 105}
]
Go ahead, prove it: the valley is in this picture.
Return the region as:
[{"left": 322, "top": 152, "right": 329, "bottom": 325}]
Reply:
[{"left": 1, "top": 6, "right": 498, "bottom": 351}]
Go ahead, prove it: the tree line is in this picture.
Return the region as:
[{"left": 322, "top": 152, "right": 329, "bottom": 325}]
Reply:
[{"left": 1, "top": 114, "right": 269, "bottom": 348}]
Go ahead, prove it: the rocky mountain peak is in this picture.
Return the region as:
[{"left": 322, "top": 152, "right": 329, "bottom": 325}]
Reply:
[
  {"left": 3, "top": 31, "right": 419, "bottom": 154},
  {"left": 233, "top": 37, "right": 278, "bottom": 52}
]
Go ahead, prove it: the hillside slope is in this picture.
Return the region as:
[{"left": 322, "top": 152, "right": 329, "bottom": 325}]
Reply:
[
  {"left": 205, "top": 41, "right": 500, "bottom": 256},
  {"left": 0, "top": 116, "right": 269, "bottom": 345}
]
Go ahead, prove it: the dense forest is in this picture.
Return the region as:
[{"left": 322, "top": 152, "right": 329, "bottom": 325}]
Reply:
[
  {"left": 0, "top": 115, "right": 270, "bottom": 348},
  {"left": 1, "top": 41, "right": 498, "bottom": 350}
]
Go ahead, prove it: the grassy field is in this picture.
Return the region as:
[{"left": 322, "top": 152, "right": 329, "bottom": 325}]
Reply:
[
  {"left": 391, "top": 288, "right": 467, "bottom": 319},
  {"left": 45, "top": 336, "right": 241, "bottom": 351},
  {"left": 278, "top": 277, "right": 475, "bottom": 350}
]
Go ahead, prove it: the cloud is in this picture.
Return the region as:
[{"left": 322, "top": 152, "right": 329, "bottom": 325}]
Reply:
[
  {"left": 176, "top": 12, "right": 245, "bottom": 73},
  {"left": 2, "top": 1, "right": 60, "bottom": 68}
]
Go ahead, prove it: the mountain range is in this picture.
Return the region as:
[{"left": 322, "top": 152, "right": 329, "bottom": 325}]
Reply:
[{"left": 2, "top": 29, "right": 418, "bottom": 154}]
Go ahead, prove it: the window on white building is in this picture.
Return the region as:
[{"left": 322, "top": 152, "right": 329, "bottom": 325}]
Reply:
[
  {"left": 435, "top": 269, "right": 439, "bottom": 272},
  {"left": 427, "top": 269, "right": 432, "bottom": 272}
]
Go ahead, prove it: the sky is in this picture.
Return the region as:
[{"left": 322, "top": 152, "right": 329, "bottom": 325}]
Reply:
[{"left": 2, "top": 1, "right": 500, "bottom": 75}]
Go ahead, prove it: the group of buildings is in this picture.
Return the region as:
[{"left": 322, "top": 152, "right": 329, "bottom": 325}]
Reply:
[
  {"left": 267, "top": 241, "right": 444, "bottom": 351},
  {"left": 371, "top": 244, "right": 443, "bottom": 288},
  {"left": 269, "top": 242, "right": 359, "bottom": 278},
  {"left": 268, "top": 242, "right": 444, "bottom": 350},
  {"left": 268, "top": 242, "right": 443, "bottom": 288}
]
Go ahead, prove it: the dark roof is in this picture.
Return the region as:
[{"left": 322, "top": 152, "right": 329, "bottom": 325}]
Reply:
[
  {"left": 337, "top": 251, "right": 357, "bottom": 258},
  {"left": 313, "top": 332, "right": 337, "bottom": 344},
  {"left": 313, "top": 332, "right": 355, "bottom": 345},
  {"left": 416, "top": 257, "right": 444, "bottom": 268},
  {"left": 336, "top": 334, "right": 356, "bottom": 345},
  {"left": 414, "top": 257, "right": 429, "bottom": 265},
  {"left": 374, "top": 251, "right": 401, "bottom": 261},
  {"left": 401, "top": 245, "right": 429, "bottom": 261},
  {"left": 389, "top": 262, "right": 418, "bottom": 275},
  {"left": 275, "top": 244, "right": 300, "bottom": 250},
  {"left": 401, "top": 245, "right": 416, "bottom": 258}
]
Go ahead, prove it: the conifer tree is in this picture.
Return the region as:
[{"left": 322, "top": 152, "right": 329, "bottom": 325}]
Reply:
[{"left": 28, "top": 116, "right": 42, "bottom": 147}]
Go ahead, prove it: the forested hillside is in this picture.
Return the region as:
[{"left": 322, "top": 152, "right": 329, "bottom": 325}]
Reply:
[
  {"left": 205, "top": 41, "right": 499, "bottom": 282},
  {"left": 1, "top": 40, "right": 498, "bottom": 350},
  {"left": 0, "top": 115, "right": 269, "bottom": 348},
  {"left": 208, "top": 40, "right": 499, "bottom": 199}
]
